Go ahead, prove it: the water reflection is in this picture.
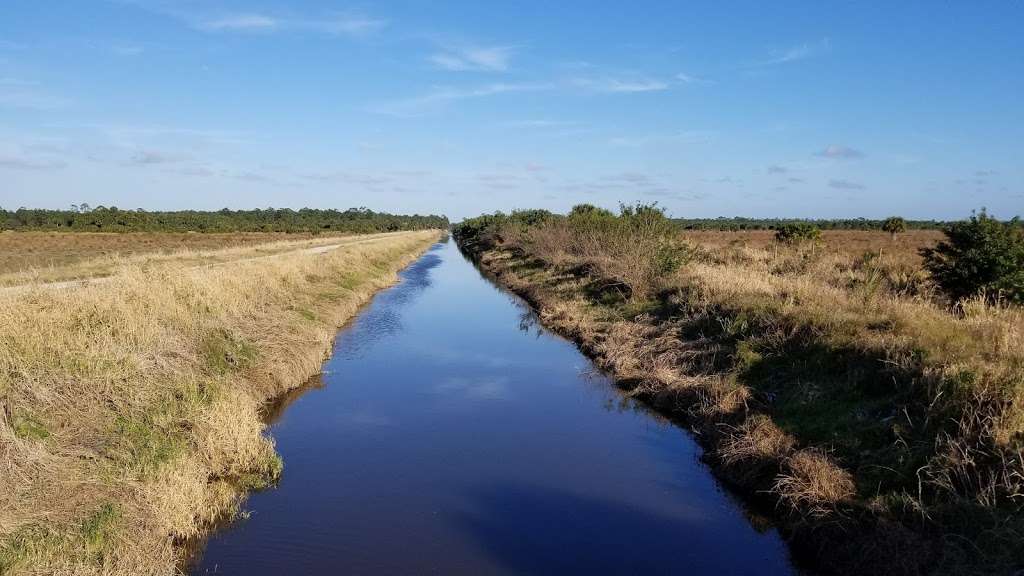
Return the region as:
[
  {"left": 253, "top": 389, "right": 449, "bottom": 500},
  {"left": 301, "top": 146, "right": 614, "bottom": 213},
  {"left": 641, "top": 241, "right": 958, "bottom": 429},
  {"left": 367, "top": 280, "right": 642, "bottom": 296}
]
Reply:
[
  {"left": 260, "top": 374, "right": 325, "bottom": 425},
  {"left": 516, "top": 307, "right": 546, "bottom": 338},
  {"left": 334, "top": 243, "right": 444, "bottom": 359},
  {"left": 454, "top": 483, "right": 772, "bottom": 575}
]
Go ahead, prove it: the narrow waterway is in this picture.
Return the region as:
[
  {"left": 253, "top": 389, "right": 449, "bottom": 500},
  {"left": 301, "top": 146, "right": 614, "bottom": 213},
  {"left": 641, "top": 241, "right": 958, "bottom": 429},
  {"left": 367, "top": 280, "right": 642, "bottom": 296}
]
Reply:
[{"left": 192, "top": 238, "right": 795, "bottom": 575}]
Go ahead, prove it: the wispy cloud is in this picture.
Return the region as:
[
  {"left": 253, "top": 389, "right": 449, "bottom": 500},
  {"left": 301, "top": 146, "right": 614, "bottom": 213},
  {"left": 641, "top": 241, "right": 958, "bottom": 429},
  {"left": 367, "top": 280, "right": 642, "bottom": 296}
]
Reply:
[
  {"left": 0, "top": 142, "right": 66, "bottom": 171},
  {"left": 817, "top": 144, "right": 864, "bottom": 159},
  {"left": 197, "top": 13, "right": 387, "bottom": 36},
  {"left": 558, "top": 171, "right": 705, "bottom": 202},
  {"left": 311, "top": 14, "right": 387, "bottom": 36},
  {"left": 127, "top": 149, "right": 184, "bottom": 165},
  {"left": 766, "top": 164, "right": 788, "bottom": 174},
  {"left": 603, "top": 172, "right": 653, "bottom": 185},
  {"left": 111, "top": 44, "right": 147, "bottom": 56},
  {"left": 299, "top": 170, "right": 392, "bottom": 187},
  {"left": 675, "top": 72, "right": 715, "bottom": 85},
  {"left": 607, "top": 130, "right": 713, "bottom": 148},
  {"left": 0, "top": 154, "right": 66, "bottom": 171},
  {"left": 71, "top": 123, "right": 250, "bottom": 148},
  {"left": 129, "top": 2, "right": 388, "bottom": 37},
  {"left": 369, "top": 82, "right": 551, "bottom": 117},
  {"left": 571, "top": 76, "right": 670, "bottom": 93},
  {"left": 168, "top": 165, "right": 216, "bottom": 177},
  {"left": 429, "top": 45, "right": 517, "bottom": 72},
  {"left": 751, "top": 39, "right": 831, "bottom": 67},
  {"left": 476, "top": 172, "right": 524, "bottom": 190},
  {"left": 501, "top": 119, "right": 580, "bottom": 129},
  {"left": 197, "top": 13, "right": 277, "bottom": 31},
  {"left": 828, "top": 178, "right": 865, "bottom": 190}
]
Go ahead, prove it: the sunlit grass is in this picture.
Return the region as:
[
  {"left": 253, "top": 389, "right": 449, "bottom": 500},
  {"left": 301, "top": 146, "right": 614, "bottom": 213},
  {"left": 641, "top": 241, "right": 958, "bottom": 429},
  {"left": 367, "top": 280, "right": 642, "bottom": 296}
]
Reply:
[{"left": 0, "top": 230, "right": 440, "bottom": 575}]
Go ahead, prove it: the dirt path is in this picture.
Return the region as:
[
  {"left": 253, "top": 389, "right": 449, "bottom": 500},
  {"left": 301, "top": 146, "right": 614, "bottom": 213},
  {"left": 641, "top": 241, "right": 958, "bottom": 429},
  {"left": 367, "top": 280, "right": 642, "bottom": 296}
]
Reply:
[{"left": 1, "top": 231, "right": 420, "bottom": 294}]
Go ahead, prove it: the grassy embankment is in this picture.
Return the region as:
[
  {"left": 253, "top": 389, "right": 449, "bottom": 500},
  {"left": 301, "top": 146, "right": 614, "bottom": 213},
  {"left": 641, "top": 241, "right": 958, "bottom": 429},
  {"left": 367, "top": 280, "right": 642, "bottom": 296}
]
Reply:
[
  {"left": 454, "top": 208, "right": 1023, "bottom": 575},
  {"left": 0, "top": 229, "right": 441, "bottom": 575}
]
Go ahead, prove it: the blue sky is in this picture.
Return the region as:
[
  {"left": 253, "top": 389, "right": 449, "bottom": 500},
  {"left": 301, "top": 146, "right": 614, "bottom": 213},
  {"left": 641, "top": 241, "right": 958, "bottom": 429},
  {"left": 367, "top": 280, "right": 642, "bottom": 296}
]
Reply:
[{"left": 1, "top": 1, "right": 1021, "bottom": 220}]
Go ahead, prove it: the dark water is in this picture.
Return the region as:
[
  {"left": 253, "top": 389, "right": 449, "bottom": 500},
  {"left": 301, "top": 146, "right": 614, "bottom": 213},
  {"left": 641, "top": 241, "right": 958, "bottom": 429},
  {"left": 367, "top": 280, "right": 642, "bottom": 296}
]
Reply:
[{"left": 192, "top": 239, "right": 795, "bottom": 575}]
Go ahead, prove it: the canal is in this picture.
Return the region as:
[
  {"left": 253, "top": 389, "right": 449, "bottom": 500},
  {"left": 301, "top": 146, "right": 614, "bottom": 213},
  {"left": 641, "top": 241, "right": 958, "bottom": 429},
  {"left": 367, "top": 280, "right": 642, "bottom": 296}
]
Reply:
[{"left": 192, "top": 238, "right": 794, "bottom": 575}]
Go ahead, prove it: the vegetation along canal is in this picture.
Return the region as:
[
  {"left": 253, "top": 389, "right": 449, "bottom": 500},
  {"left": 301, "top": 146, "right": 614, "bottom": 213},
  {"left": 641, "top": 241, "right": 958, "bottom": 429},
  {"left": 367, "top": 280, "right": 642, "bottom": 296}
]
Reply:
[{"left": 192, "top": 238, "right": 795, "bottom": 575}]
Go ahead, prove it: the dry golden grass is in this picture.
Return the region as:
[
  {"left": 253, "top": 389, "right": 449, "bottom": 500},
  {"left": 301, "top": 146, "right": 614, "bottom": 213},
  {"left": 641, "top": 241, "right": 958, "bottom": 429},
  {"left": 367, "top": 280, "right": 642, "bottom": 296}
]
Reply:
[
  {"left": 719, "top": 415, "right": 796, "bottom": 467},
  {"left": 773, "top": 449, "right": 857, "bottom": 516},
  {"left": 0, "top": 231, "right": 389, "bottom": 287},
  {"left": 681, "top": 229, "right": 943, "bottom": 265},
  {"left": 0, "top": 231, "right": 357, "bottom": 272},
  {"left": 0, "top": 230, "right": 440, "bottom": 575}
]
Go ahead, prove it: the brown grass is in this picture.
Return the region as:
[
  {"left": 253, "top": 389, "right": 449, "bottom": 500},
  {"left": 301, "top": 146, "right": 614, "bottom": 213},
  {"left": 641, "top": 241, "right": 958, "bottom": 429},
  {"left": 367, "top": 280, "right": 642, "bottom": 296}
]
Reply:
[
  {"left": 681, "top": 229, "right": 943, "bottom": 265},
  {"left": 773, "top": 449, "right": 857, "bottom": 517},
  {"left": 0, "top": 231, "right": 362, "bottom": 285},
  {"left": 0, "top": 230, "right": 441, "bottom": 575}
]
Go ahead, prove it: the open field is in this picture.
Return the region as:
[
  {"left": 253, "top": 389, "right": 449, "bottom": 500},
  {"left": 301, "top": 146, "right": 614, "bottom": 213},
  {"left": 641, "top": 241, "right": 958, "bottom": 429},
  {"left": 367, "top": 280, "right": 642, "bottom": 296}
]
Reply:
[
  {"left": 0, "top": 230, "right": 441, "bottom": 575},
  {"left": 0, "top": 231, "right": 378, "bottom": 287},
  {"left": 455, "top": 211, "right": 1023, "bottom": 575},
  {"left": 681, "top": 229, "right": 944, "bottom": 266}
]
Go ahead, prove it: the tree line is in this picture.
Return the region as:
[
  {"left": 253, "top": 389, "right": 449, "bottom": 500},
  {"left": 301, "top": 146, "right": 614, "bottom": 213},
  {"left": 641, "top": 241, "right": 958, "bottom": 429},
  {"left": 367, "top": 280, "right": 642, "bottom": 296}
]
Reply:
[
  {"left": 0, "top": 206, "right": 449, "bottom": 233},
  {"left": 672, "top": 216, "right": 951, "bottom": 231}
]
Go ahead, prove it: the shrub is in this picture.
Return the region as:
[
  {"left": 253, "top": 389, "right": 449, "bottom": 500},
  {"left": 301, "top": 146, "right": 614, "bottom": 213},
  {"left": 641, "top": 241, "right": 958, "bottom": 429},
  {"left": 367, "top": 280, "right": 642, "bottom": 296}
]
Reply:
[
  {"left": 567, "top": 204, "right": 614, "bottom": 219},
  {"left": 458, "top": 203, "right": 690, "bottom": 301},
  {"left": 921, "top": 210, "right": 1024, "bottom": 304},
  {"left": 774, "top": 223, "right": 821, "bottom": 245},
  {"left": 882, "top": 216, "right": 907, "bottom": 238}
]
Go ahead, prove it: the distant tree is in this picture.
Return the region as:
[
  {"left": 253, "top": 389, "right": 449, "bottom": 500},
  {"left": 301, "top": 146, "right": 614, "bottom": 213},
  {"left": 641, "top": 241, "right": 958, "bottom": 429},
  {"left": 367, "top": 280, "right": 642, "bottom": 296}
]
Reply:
[
  {"left": 921, "top": 209, "right": 1024, "bottom": 304},
  {"left": 568, "top": 204, "right": 614, "bottom": 218},
  {"left": 774, "top": 223, "right": 821, "bottom": 245},
  {"left": 882, "top": 216, "right": 907, "bottom": 239},
  {"left": 0, "top": 206, "right": 449, "bottom": 233}
]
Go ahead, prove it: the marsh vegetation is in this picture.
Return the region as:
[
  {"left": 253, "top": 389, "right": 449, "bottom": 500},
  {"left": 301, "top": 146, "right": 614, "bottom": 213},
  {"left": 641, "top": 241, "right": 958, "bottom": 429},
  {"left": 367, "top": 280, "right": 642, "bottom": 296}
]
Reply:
[{"left": 454, "top": 206, "right": 1024, "bottom": 575}]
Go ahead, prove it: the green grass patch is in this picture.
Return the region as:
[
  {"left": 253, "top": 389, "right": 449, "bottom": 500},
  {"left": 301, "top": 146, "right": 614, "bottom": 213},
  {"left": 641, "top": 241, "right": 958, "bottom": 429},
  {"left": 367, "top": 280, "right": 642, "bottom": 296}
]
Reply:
[
  {"left": 0, "top": 525, "right": 60, "bottom": 573},
  {"left": 0, "top": 503, "right": 121, "bottom": 572},
  {"left": 338, "top": 271, "right": 366, "bottom": 290},
  {"left": 80, "top": 503, "right": 120, "bottom": 562},
  {"left": 200, "top": 328, "right": 257, "bottom": 374},
  {"left": 109, "top": 412, "right": 185, "bottom": 477},
  {"left": 12, "top": 413, "right": 49, "bottom": 441},
  {"left": 235, "top": 453, "right": 284, "bottom": 491}
]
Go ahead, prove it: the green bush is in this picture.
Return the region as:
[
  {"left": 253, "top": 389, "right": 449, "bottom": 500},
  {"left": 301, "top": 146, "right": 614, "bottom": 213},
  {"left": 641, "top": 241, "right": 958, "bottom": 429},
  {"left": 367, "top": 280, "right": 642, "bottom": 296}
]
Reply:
[
  {"left": 921, "top": 210, "right": 1024, "bottom": 304},
  {"left": 567, "top": 204, "right": 614, "bottom": 219},
  {"left": 774, "top": 223, "right": 821, "bottom": 244},
  {"left": 454, "top": 202, "right": 689, "bottom": 300}
]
